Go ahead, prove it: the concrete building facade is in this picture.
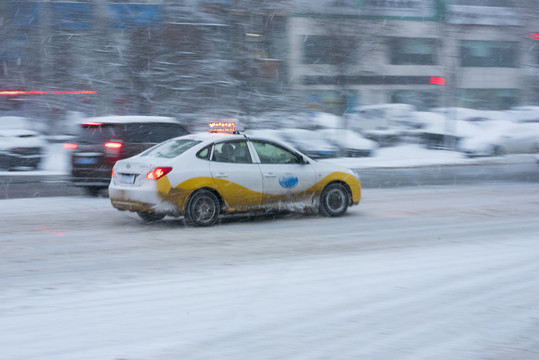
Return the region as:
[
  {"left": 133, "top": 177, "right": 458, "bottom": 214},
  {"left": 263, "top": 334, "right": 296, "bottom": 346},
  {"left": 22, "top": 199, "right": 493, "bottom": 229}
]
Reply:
[{"left": 1, "top": 0, "right": 538, "bottom": 124}]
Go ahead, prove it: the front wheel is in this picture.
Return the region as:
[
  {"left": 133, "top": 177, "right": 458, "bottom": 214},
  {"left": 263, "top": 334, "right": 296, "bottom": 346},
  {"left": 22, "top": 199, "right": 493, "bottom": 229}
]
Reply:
[
  {"left": 319, "top": 183, "right": 349, "bottom": 217},
  {"left": 137, "top": 211, "right": 166, "bottom": 223},
  {"left": 184, "top": 190, "right": 220, "bottom": 227}
]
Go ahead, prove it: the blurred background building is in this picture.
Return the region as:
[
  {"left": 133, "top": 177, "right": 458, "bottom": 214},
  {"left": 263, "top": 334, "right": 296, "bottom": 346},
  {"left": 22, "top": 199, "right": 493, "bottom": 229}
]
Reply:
[{"left": 0, "top": 0, "right": 538, "bottom": 132}]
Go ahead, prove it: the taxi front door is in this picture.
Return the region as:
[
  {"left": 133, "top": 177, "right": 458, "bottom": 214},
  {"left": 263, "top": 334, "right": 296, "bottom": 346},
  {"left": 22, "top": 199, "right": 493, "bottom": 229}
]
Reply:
[{"left": 250, "top": 140, "right": 317, "bottom": 207}]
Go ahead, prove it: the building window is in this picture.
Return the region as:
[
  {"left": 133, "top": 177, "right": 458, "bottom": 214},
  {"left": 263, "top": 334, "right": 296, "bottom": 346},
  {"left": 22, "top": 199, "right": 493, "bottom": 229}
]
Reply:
[
  {"left": 391, "top": 90, "right": 442, "bottom": 110},
  {"left": 460, "top": 41, "right": 519, "bottom": 67},
  {"left": 305, "top": 90, "right": 358, "bottom": 115},
  {"left": 302, "top": 35, "right": 357, "bottom": 65},
  {"left": 450, "top": 0, "right": 516, "bottom": 6},
  {"left": 389, "top": 38, "right": 438, "bottom": 65},
  {"left": 458, "top": 89, "right": 519, "bottom": 110}
]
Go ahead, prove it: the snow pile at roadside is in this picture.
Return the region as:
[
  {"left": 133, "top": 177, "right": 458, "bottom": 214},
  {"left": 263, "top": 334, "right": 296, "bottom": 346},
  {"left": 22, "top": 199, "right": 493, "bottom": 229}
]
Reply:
[
  {"left": 324, "top": 144, "right": 464, "bottom": 168},
  {"left": 1, "top": 141, "right": 531, "bottom": 177},
  {"left": 323, "top": 143, "right": 530, "bottom": 169}
]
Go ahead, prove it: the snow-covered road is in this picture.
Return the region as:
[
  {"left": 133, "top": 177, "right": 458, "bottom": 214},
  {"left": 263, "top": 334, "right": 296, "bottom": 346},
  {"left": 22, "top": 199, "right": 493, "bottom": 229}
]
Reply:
[{"left": 1, "top": 183, "right": 539, "bottom": 359}]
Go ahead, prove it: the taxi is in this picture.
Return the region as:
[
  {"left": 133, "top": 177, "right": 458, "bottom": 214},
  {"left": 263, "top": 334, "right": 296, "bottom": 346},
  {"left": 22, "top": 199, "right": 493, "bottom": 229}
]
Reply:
[{"left": 109, "top": 121, "right": 361, "bottom": 226}]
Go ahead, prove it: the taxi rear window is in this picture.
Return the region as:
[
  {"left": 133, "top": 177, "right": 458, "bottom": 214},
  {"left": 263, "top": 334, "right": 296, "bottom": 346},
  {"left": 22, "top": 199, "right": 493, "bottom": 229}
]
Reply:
[{"left": 141, "top": 139, "right": 200, "bottom": 158}]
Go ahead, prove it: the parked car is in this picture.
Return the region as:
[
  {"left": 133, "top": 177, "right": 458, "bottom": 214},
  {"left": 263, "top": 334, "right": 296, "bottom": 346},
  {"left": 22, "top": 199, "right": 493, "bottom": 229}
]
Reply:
[
  {"left": 278, "top": 128, "right": 338, "bottom": 159},
  {"left": 65, "top": 116, "right": 189, "bottom": 196},
  {"left": 458, "top": 121, "right": 539, "bottom": 157},
  {"left": 411, "top": 112, "right": 483, "bottom": 150},
  {"left": 0, "top": 128, "right": 46, "bottom": 170},
  {"left": 316, "top": 128, "right": 378, "bottom": 157},
  {"left": 246, "top": 128, "right": 338, "bottom": 159},
  {"left": 109, "top": 121, "right": 361, "bottom": 226}
]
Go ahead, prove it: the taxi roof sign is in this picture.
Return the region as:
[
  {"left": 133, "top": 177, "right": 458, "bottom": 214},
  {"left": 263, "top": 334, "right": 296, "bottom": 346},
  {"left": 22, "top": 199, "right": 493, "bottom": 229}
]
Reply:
[{"left": 208, "top": 119, "right": 241, "bottom": 134}]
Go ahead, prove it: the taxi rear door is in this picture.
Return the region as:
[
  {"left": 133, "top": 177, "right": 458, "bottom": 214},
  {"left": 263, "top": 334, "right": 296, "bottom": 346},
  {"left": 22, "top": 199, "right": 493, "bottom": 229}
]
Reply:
[{"left": 209, "top": 140, "right": 263, "bottom": 211}]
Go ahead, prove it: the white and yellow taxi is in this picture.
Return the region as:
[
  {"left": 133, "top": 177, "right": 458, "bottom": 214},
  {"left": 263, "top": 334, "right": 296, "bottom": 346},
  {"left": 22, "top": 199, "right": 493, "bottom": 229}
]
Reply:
[{"left": 109, "top": 121, "right": 361, "bottom": 226}]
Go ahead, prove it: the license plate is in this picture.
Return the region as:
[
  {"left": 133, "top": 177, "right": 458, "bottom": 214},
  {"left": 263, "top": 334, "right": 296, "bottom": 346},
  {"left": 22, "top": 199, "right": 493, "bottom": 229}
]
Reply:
[
  {"left": 75, "top": 157, "right": 97, "bottom": 165},
  {"left": 120, "top": 174, "right": 136, "bottom": 185}
]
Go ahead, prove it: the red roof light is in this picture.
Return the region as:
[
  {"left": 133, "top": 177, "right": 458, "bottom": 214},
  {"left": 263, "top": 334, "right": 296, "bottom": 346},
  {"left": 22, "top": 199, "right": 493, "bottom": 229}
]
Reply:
[{"left": 0, "top": 90, "right": 97, "bottom": 96}]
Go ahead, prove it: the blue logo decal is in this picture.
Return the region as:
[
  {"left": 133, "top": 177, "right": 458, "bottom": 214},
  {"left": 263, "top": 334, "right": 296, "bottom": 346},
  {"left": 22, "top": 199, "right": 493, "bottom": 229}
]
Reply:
[{"left": 279, "top": 176, "right": 298, "bottom": 189}]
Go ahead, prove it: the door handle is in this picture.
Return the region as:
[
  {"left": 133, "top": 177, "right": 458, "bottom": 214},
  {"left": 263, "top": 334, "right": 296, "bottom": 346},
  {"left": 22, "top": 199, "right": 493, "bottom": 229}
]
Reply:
[
  {"left": 264, "top": 173, "right": 276, "bottom": 178},
  {"left": 215, "top": 172, "right": 228, "bottom": 179}
]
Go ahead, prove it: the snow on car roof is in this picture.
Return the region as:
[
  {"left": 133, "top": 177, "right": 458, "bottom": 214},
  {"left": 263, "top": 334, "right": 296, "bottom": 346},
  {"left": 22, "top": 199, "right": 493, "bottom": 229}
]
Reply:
[
  {"left": 0, "top": 128, "right": 41, "bottom": 136},
  {"left": 180, "top": 131, "right": 246, "bottom": 143},
  {"left": 82, "top": 115, "right": 179, "bottom": 124},
  {"left": 0, "top": 116, "right": 33, "bottom": 130},
  {"left": 311, "top": 112, "right": 343, "bottom": 129}
]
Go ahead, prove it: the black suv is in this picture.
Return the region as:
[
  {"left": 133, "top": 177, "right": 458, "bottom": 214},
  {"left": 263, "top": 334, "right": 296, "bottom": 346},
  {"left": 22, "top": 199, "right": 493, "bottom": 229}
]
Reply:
[{"left": 67, "top": 116, "right": 189, "bottom": 196}]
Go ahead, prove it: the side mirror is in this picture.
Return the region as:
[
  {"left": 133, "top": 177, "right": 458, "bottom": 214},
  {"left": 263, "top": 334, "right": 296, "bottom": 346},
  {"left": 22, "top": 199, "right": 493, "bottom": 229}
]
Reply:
[{"left": 299, "top": 155, "right": 309, "bottom": 165}]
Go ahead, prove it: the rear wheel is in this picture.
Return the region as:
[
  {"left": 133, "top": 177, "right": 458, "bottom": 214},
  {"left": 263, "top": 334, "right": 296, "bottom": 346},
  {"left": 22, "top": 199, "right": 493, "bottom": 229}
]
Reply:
[
  {"left": 319, "top": 183, "right": 349, "bottom": 217},
  {"left": 491, "top": 145, "right": 505, "bottom": 156},
  {"left": 84, "top": 187, "right": 102, "bottom": 197},
  {"left": 184, "top": 190, "right": 220, "bottom": 227},
  {"left": 137, "top": 211, "right": 166, "bottom": 223}
]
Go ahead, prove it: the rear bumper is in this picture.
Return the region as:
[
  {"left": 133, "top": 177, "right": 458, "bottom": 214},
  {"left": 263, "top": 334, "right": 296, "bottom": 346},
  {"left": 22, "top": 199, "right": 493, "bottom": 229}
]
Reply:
[
  {"left": 0, "top": 153, "right": 43, "bottom": 168},
  {"left": 109, "top": 183, "right": 180, "bottom": 216},
  {"left": 70, "top": 167, "right": 112, "bottom": 187},
  {"left": 70, "top": 178, "right": 111, "bottom": 188}
]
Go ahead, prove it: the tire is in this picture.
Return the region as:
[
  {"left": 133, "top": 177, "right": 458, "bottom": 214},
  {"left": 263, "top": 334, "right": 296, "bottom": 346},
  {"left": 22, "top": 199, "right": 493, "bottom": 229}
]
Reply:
[
  {"left": 0, "top": 157, "right": 10, "bottom": 171},
  {"left": 184, "top": 190, "right": 220, "bottom": 227},
  {"left": 137, "top": 211, "right": 166, "bottom": 223},
  {"left": 319, "top": 183, "right": 349, "bottom": 217},
  {"left": 491, "top": 145, "right": 505, "bottom": 156},
  {"left": 83, "top": 186, "right": 102, "bottom": 197}
]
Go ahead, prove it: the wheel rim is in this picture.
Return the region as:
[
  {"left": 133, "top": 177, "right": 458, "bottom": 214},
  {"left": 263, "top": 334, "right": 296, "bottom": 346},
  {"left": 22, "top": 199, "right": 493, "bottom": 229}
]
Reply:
[
  {"left": 192, "top": 195, "right": 217, "bottom": 225},
  {"left": 325, "top": 188, "right": 346, "bottom": 213}
]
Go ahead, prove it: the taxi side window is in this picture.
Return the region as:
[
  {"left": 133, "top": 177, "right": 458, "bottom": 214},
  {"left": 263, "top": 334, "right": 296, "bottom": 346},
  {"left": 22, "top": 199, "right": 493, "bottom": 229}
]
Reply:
[
  {"left": 251, "top": 140, "right": 301, "bottom": 164},
  {"left": 212, "top": 141, "right": 252, "bottom": 163},
  {"left": 196, "top": 146, "right": 211, "bottom": 160}
]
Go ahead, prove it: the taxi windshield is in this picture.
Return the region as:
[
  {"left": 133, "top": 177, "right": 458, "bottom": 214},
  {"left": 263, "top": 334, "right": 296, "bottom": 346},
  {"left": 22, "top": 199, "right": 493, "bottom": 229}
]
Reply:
[{"left": 140, "top": 139, "right": 201, "bottom": 158}]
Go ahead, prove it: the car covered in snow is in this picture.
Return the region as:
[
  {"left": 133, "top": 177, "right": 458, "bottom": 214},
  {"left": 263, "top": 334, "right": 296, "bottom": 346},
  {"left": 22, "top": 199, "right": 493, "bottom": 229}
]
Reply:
[
  {"left": 109, "top": 121, "right": 361, "bottom": 226},
  {"left": 316, "top": 128, "right": 378, "bottom": 157},
  {"left": 458, "top": 121, "right": 539, "bottom": 157},
  {"left": 246, "top": 128, "right": 339, "bottom": 159},
  {"left": 0, "top": 128, "right": 46, "bottom": 170},
  {"left": 277, "top": 128, "right": 338, "bottom": 159}
]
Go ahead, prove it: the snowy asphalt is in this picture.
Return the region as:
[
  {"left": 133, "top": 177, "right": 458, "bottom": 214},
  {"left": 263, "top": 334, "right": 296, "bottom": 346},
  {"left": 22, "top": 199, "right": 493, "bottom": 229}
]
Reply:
[{"left": 2, "top": 183, "right": 539, "bottom": 359}]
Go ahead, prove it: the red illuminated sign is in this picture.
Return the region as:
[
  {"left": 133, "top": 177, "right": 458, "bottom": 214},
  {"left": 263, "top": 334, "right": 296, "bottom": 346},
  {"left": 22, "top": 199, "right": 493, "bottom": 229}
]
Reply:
[
  {"left": 0, "top": 90, "right": 97, "bottom": 96},
  {"left": 430, "top": 76, "right": 446, "bottom": 85},
  {"left": 528, "top": 33, "right": 539, "bottom": 40}
]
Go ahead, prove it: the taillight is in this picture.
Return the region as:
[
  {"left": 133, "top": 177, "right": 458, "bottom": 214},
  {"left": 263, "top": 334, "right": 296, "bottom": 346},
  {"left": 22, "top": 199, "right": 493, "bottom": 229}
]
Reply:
[
  {"left": 104, "top": 142, "right": 123, "bottom": 164},
  {"left": 104, "top": 142, "right": 122, "bottom": 149},
  {"left": 146, "top": 167, "right": 172, "bottom": 180},
  {"left": 64, "top": 143, "right": 78, "bottom": 150}
]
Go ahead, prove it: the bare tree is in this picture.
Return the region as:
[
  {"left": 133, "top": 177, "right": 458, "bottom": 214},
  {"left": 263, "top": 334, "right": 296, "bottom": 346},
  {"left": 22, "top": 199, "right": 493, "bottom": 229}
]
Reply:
[{"left": 305, "top": 14, "right": 391, "bottom": 115}]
